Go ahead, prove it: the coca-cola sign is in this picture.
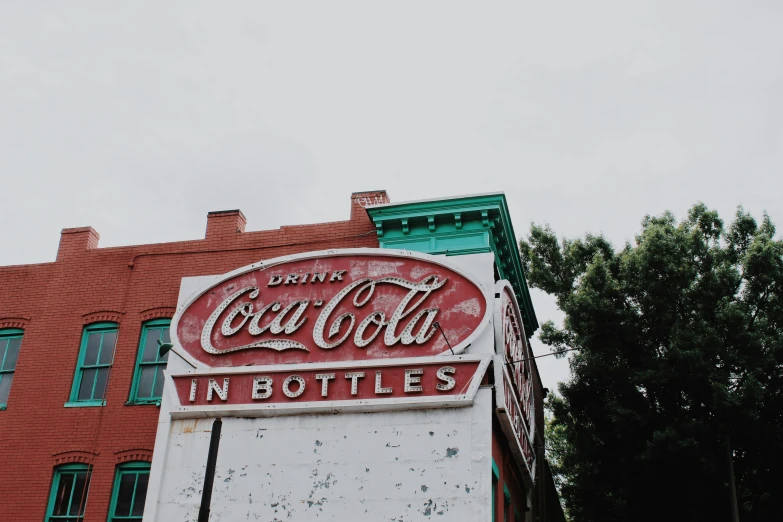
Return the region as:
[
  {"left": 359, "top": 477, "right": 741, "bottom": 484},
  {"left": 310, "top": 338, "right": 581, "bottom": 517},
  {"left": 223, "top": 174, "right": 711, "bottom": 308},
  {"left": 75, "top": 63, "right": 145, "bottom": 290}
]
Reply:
[
  {"left": 171, "top": 249, "right": 491, "bottom": 368},
  {"left": 494, "top": 281, "right": 537, "bottom": 484}
]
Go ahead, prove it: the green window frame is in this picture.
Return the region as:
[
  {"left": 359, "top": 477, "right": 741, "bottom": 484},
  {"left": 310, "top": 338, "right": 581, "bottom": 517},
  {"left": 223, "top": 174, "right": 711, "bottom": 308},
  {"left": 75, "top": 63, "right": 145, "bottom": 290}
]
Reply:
[
  {"left": 128, "top": 319, "right": 170, "bottom": 404},
  {"left": 45, "top": 463, "right": 91, "bottom": 521},
  {"left": 108, "top": 462, "right": 150, "bottom": 521},
  {"left": 0, "top": 328, "right": 23, "bottom": 409},
  {"left": 67, "top": 322, "right": 118, "bottom": 407}
]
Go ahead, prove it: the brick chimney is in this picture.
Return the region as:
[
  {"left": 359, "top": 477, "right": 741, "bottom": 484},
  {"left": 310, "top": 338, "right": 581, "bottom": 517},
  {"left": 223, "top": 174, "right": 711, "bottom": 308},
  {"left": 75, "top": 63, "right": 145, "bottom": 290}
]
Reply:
[
  {"left": 57, "top": 227, "right": 100, "bottom": 260},
  {"left": 350, "top": 190, "right": 389, "bottom": 222},
  {"left": 205, "top": 209, "right": 247, "bottom": 240}
]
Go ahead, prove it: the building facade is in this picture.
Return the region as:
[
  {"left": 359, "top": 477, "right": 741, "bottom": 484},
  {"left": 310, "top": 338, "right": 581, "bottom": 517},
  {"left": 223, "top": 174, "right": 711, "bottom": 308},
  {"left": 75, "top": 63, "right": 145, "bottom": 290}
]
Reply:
[{"left": 0, "top": 190, "right": 565, "bottom": 521}]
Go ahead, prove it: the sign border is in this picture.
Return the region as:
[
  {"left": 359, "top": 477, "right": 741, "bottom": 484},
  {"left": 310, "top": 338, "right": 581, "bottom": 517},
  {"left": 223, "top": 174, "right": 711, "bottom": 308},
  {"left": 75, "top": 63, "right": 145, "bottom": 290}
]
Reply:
[
  {"left": 493, "top": 280, "right": 537, "bottom": 485},
  {"left": 169, "top": 248, "right": 494, "bottom": 369},
  {"left": 493, "top": 358, "right": 537, "bottom": 485}
]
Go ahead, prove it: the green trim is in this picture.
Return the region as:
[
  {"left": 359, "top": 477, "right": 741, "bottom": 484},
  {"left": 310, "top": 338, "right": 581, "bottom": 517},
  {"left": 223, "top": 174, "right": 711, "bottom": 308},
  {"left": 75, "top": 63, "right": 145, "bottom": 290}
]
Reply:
[
  {"left": 492, "top": 458, "right": 501, "bottom": 521},
  {"left": 128, "top": 319, "right": 171, "bottom": 404},
  {"left": 0, "top": 328, "right": 24, "bottom": 408},
  {"left": 64, "top": 400, "right": 105, "bottom": 408},
  {"left": 45, "top": 463, "right": 91, "bottom": 521},
  {"left": 68, "top": 322, "right": 118, "bottom": 404},
  {"left": 108, "top": 461, "right": 151, "bottom": 521},
  {"left": 492, "top": 467, "right": 498, "bottom": 521},
  {"left": 366, "top": 193, "right": 538, "bottom": 335},
  {"left": 503, "top": 485, "right": 511, "bottom": 522}
]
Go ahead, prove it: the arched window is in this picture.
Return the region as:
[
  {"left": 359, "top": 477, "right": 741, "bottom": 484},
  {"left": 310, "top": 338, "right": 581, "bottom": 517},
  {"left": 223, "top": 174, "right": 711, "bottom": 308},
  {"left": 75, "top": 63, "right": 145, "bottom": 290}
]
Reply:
[
  {"left": 67, "top": 322, "right": 118, "bottom": 407},
  {"left": 45, "top": 463, "right": 91, "bottom": 521},
  {"left": 108, "top": 462, "right": 150, "bottom": 521},
  {"left": 129, "top": 318, "right": 170, "bottom": 404},
  {"left": 0, "top": 328, "right": 23, "bottom": 409}
]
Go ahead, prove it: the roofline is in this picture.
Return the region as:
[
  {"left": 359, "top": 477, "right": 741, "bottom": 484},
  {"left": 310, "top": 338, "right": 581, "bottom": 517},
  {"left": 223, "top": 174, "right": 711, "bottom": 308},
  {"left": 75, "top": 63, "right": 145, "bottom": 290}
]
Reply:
[{"left": 367, "top": 191, "right": 506, "bottom": 210}]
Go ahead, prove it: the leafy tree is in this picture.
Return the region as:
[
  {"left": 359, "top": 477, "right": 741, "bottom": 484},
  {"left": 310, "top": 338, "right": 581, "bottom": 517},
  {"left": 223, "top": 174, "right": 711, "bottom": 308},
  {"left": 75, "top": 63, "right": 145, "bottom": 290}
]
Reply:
[
  {"left": 521, "top": 204, "right": 782, "bottom": 522},
  {"left": 544, "top": 412, "right": 571, "bottom": 519}
]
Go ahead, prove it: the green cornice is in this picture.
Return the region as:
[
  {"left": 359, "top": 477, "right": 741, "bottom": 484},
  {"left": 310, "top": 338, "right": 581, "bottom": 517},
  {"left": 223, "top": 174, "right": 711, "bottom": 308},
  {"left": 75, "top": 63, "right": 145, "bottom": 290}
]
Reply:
[{"left": 366, "top": 193, "right": 538, "bottom": 336}]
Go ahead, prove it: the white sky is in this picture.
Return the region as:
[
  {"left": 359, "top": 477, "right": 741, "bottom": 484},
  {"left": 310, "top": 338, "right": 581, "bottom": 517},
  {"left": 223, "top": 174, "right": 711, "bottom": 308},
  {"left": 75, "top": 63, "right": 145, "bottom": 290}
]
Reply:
[{"left": 1, "top": 1, "right": 781, "bottom": 391}]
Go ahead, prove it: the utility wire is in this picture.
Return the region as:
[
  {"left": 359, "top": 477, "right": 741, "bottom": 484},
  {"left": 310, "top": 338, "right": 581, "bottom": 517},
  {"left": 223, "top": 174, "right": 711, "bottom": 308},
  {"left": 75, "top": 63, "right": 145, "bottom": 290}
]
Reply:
[
  {"left": 505, "top": 348, "right": 577, "bottom": 366},
  {"left": 505, "top": 348, "right": 750, "bottom": 380}
]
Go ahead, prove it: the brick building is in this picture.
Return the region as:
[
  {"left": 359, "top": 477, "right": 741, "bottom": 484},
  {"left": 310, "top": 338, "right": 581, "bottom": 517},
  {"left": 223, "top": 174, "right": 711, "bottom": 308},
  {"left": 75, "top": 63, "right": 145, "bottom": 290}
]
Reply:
[{"left": 0, "top": 190, "right": 565, "bottom": 521}]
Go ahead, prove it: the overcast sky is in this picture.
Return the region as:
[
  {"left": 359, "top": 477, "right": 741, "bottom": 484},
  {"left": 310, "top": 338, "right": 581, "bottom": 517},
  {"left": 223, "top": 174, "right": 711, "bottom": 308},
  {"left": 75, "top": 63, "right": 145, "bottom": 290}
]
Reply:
[{"left": 1, "top": 1, "right": 781, "bottom": 390}]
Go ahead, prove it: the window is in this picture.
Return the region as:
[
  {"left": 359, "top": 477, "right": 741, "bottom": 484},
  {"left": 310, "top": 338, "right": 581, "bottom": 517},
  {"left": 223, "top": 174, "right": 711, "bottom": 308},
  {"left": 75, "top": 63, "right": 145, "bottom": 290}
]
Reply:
[
  {"left": 68, "top": 323, "right": 118, "bottom": 406},
  {"left": 108, "top": 462, "right": 150, "bottom": 521},
  {"left": 45, "top": 464, "right": 91, "bottom": 521},
  {"left": 0, "top": 328, "right": 23, "bottom": 408},
  {"left": 129, "top": 319, "right": 170, "bottom": 403}
]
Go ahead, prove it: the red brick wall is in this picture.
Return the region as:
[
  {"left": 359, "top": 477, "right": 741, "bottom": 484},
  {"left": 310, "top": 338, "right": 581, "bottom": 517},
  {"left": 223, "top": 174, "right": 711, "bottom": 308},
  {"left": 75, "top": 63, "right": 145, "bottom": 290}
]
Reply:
[{"left": 0, "top": 191, "right": 384, "bottom": 521}]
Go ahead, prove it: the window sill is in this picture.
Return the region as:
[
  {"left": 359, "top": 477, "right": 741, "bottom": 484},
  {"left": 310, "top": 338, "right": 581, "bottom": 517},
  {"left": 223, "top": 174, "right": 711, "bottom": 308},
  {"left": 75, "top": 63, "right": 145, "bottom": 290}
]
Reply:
[
  {"left": 125, "top": 400, "right": 162, "bottom": 407},
  {"left": 64, "top": 400, "right": 106, "bottom": 408},
  {"left": 0, "top": 405, "right": 6, "bottom": 411}
]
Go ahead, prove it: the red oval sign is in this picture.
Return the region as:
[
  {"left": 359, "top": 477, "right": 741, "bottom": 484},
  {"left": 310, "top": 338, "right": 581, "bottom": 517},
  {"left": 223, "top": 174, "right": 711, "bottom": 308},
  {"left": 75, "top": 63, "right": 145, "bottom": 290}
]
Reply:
[{"left": 172, "top": 250, "right": 490, "bottom": 367}]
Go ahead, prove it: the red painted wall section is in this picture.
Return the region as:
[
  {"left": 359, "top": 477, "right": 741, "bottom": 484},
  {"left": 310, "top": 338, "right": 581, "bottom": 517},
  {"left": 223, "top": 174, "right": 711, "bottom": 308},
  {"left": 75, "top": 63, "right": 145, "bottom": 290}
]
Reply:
[
  {"left": 0, "top": 191, "right": 384, "bottom": 521},
  {"left": 493, "top": 413, "right": 529, "bottom": 522}
]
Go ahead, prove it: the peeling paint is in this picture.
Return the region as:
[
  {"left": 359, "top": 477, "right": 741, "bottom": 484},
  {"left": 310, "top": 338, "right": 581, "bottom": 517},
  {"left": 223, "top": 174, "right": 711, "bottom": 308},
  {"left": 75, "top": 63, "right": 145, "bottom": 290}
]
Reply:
[
  {"left": 151, "top": 398, "right": 491, "bottom": 520},
  {"left": 147, "top": 267, "right": 495, "bottom": 522},
  {"left": 450, "top": 297, "right": 482, "bottom": 318}
]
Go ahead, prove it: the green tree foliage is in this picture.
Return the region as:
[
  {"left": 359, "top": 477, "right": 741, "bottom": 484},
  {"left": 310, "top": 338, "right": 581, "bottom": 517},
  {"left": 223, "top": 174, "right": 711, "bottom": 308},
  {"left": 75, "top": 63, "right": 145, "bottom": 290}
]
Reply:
[
  {"left": 544, "top": 412, "right": 571, "bottom": 519},
  {"left": 521, "top": 205, "right": 782, "bottom": 522}
]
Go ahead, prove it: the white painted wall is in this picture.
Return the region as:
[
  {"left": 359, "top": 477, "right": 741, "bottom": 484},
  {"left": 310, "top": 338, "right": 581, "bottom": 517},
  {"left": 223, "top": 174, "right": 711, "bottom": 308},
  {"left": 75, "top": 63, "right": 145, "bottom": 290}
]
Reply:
[
  {"left": 144, "top": 252, "right": 497, "bottom": 521},
  {"left": 151, "top": 391, "right": 492, "bottom": 521}
]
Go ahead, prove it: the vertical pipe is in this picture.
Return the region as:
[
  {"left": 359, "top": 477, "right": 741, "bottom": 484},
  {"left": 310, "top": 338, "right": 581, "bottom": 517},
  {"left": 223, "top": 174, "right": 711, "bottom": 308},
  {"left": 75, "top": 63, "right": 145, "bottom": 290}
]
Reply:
[
  {"left": 726, "top": 436, "right": 740, "bottom": 522},
  {"left": 198, "top": 418, "right": 223, "bottom": 522}
]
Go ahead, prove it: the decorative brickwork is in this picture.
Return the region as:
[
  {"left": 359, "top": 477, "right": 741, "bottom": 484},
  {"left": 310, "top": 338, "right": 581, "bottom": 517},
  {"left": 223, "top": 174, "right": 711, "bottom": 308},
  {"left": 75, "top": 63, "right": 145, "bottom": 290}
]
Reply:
[
  {"left": 82, "top": 310, "right": 125, "bottom": 325},
  {"left": 114, "top": 448, "right": 153, "bottom": 464},
  {"left": 0, "top": 316, "right": 30, "bottom": 329},
  {"left": 139, "top": 307, "right": 176, "bottom": 322},
  {"left": 52, "top": 450, "right": 100, "bottom": 466}
]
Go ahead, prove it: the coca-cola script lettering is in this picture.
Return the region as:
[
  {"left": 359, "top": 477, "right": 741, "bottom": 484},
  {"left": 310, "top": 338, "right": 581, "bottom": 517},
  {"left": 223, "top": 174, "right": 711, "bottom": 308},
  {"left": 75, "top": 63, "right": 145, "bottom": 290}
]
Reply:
[
  {"left": 172, "top": 251, "right": 490, "bottom": 368},
  {"left": 202, "top": 274, "right": 446, "bottom": 353}
]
